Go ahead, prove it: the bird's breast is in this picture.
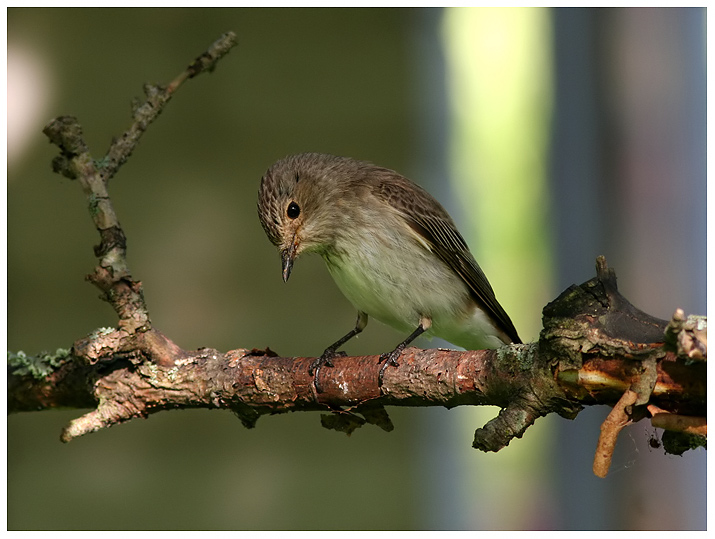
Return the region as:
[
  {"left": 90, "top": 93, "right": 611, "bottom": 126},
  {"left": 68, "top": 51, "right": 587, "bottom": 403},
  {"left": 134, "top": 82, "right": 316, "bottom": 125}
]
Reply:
[{"left": 322, "top": 222, "right": 471, "bottom": 334}]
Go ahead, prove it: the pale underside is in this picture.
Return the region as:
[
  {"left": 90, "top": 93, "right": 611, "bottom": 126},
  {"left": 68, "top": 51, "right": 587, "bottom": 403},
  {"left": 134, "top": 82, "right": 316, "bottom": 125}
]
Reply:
[{"left": 322, "top": 208, "right": 508, "bottom": 350}]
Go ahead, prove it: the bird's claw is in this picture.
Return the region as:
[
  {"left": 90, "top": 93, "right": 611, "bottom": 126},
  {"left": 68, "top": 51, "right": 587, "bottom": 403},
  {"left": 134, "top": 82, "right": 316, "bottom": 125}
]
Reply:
[
  {"left": 377, "top": 350, "right": 401, "bottom": 387},
  {"left": 308, "top": 356, "right": 331, "bottom": 377},
  {"left": 310, "top": 349, "right": 346, "bottom": 392}
]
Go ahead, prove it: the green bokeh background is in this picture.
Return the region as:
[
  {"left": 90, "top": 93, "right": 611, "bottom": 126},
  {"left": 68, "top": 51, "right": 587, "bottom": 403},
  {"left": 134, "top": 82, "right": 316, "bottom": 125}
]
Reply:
[{"left": 7, "top": 7, "right": 706, "bottom": 530}]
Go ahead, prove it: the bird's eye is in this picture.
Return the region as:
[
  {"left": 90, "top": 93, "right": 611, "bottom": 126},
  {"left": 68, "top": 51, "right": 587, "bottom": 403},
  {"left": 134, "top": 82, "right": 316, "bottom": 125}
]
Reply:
[{"left": 286, "top": 201, "right": 301, "bottom": 219}]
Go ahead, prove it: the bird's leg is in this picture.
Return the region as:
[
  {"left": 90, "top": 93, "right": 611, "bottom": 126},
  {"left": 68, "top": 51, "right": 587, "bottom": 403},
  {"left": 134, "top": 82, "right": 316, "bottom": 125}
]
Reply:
[
  {"left": 378, "top": 317, "right": 431, "bottom": 386},
  {"left": 310, "top": 311, "right": 368, "bottom": 392}
]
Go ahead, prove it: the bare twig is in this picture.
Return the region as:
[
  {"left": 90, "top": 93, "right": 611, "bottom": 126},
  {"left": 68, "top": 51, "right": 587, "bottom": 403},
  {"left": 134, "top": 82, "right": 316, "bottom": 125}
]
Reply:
[
  {"left": 648, "top": 404, "right": 707, "bottom": 437},
  {"left": 41, "top": 31, "right": 237, "bottom": 339},
  {"left": 593, "top": 389, "right": 638, "bottom": 478},
  {"left": 105, "top": 31, "right": 238, "bottom": 182}
]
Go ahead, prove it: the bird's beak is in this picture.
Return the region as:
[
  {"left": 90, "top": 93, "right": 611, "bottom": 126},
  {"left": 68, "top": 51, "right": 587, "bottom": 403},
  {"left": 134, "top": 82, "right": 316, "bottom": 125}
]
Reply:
[{"left": 281, "top": 240, "right": 298, "bottom": 282}]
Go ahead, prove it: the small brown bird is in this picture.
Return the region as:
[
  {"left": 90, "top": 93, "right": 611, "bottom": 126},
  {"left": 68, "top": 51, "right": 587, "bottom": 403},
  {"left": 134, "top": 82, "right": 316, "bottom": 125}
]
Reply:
[{"left": 257, "top": 153, "right": 521, "bottom": 389}]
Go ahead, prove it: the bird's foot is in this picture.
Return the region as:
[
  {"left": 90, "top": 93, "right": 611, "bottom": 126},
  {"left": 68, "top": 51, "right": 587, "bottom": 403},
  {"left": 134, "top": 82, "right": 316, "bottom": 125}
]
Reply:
[
  {"left": 310, "top": 349, "right": 347, "bottom": 393},
  {"left": 378, "top": 348, "right": 402, "bottom": 387}
]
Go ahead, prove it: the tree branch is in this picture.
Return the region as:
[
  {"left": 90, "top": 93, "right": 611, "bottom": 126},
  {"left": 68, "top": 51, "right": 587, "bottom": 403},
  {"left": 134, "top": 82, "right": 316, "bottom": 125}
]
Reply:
[
  {"left": 41, "top": 31, "right": 237, "bottom": 340},
  {"left": 9, "top": 31, "right": 705, "bottom": 478},
  {"left": 8, "top": 259, "right": 706, "bottom": 469}
]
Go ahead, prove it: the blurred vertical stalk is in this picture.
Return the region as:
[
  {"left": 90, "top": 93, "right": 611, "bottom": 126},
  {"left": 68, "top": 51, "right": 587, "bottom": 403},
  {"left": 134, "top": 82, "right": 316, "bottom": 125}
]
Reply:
[
  {"left": 429, "top": 7, "right": 554, "bottom": 529},
  {"left": 442, "top": 7, "right": 554, "bottom": 344}
]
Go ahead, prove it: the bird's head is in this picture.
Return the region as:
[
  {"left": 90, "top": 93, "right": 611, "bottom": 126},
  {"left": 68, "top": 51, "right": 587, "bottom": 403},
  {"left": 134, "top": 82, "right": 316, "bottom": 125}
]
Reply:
[{"left": 258, "top": 153, "right": 356, "bottom": 282}]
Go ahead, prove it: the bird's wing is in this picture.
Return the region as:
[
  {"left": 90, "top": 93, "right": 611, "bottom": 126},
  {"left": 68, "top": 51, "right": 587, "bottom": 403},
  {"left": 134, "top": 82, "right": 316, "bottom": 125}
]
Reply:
[{"left": 371, "top": 176, "right": 522, "bottom": 344}]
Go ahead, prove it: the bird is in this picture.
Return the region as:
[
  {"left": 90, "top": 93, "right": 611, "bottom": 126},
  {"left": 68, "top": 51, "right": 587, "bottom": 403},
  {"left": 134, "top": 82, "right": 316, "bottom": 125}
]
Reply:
[{"left": 257, "top": 152, "right": 521, "bottom": 390}]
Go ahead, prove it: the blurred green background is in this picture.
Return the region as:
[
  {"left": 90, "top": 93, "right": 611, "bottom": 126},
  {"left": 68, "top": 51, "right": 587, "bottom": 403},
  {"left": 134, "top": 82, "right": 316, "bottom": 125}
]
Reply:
[{"left": 7, "top": 7, "right": 706, "bottom": 530}]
